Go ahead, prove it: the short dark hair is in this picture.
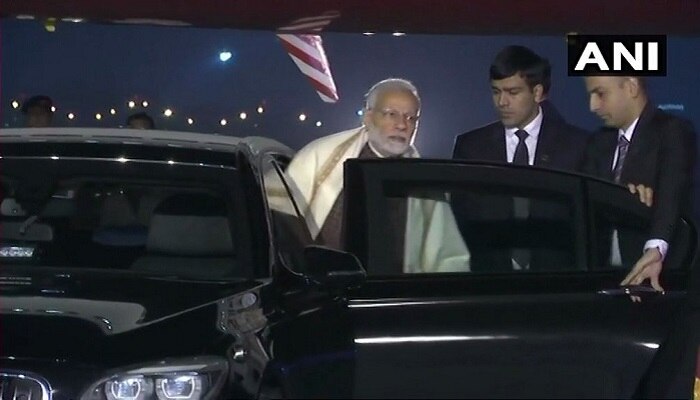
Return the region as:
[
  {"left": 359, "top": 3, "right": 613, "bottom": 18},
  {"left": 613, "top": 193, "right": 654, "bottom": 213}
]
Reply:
[
  {"left": 489, "top": 46, "right": 551, "bottom": 94},
  {"left": 21, "top": 95, "right": 53, "bottom": 114},
  {"left": 622, "top": 76, "right": 648, "bottom": 93},
  {"left": 126, "top": 112, "right": 155, "bottom": 129}
]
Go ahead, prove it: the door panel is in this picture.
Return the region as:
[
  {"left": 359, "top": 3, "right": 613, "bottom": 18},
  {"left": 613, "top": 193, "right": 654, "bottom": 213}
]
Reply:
[
  {"left": 341, "top": 160, "right": 696, "bottom": 398},
  {"left": 349, "top": 276, "right": 686, "bottom": 398}
]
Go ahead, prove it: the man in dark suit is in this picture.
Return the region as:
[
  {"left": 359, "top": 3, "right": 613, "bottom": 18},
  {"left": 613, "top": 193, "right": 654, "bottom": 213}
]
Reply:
[
  {"left": 452, "top": 45, "right": 589, "bottom": 272},
  {"left": 453, "top": 46, "right": 588, "bottom": 171},
  {"left": 583, "top": 76, "right": 696, "bottom": 297}
]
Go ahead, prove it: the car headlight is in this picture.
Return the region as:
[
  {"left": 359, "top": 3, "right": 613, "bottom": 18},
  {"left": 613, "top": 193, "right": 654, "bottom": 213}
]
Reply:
[{"left": 81, "top": 356, "right": 227, "bottom": 400}]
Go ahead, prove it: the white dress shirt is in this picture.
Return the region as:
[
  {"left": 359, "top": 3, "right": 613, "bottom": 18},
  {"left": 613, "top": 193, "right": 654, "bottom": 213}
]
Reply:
[
  {"left": 609, "top": 117, "right": 668, "bottom": 264},
  {"left": 505, "top": 108, "right": 542, "bottom": 270},
  {"left": 505, "top": 107, "right": 543, "bottom": 165}
]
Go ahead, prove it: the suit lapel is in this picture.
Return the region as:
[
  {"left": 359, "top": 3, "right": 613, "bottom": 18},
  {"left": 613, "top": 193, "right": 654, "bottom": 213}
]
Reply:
[
  {"left": 533, "top": 113, "right": 556, "bottom": 167},
  {"left": 621, "top": 103, "right": 656, "bottom": 180},
  {"left": 491, "top": 123, "right": 508, "bottom": 162},
  {"left": 600, "top": 131, "right": 617, "bottom": 180}
]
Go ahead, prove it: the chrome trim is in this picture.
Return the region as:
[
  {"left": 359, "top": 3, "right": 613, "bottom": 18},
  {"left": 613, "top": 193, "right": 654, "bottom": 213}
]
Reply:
[
  {"left": 0, "top": 371, "right": 52, "bottom": 400},
  {"left": 0, "top": 128, "right": 294, "bottom": 157},
  {"left": 0, "top": 155, "right": 237, "bottom": 170}
]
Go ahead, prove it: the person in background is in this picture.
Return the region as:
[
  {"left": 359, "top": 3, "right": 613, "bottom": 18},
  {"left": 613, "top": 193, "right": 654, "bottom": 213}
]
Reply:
[
  {"left": 126, "top": 112, "right": 155, "bottom": 129},
  {"left": 22, "top": 95, "right": 54, "bottom": 128}
]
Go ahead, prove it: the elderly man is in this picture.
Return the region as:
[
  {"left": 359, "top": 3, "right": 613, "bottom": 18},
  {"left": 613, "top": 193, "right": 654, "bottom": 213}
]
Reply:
[{"left": 285, "top": 78, "right": 470, "bottom": 273}]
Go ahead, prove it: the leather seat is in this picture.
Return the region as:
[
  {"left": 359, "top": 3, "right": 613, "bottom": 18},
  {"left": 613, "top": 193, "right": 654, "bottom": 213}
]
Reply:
[{"left": 130, "top": 193, "right": 236, "bottom": 279}]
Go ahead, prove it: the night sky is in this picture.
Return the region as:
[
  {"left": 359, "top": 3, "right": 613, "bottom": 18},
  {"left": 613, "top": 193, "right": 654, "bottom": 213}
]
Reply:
[{"left": 2, "top": 18, "right": 698, "bottom": 160}]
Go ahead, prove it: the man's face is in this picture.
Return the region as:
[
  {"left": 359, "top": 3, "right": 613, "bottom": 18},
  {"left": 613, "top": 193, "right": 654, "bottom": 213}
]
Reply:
[
  {"left": 585, "top": 76, "right": 635, "bottom": 129},
  {"left": 363, "top": 89, "right": 420, "bottom": 157},
  {"left": 491, "top": 73, "right": 543, "bottom": 129},
  {"left": 25, "top": 107, "right": 52, "bottom": 128}
]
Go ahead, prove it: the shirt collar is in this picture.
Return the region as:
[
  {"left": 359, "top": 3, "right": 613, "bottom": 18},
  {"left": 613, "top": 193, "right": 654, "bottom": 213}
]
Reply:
[
  {"left": 505, "top": 106, "right": 543, "bottom": 139},
  {"left": 619, "top": 117, "right": 640, "bottom": 141}
]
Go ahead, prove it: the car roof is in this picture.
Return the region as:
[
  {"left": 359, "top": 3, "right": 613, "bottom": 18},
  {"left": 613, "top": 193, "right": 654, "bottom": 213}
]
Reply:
[
  {"left": 2, "top": 0, "right": 699, "bottom": 35},
  {"left": 0, "top": 127, "right": 295, "bottom": 157}
]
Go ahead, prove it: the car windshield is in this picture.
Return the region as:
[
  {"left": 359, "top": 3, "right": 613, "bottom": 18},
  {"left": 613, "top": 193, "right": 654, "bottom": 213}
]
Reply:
[{"left": 0, "top": 148, "right": 242, "bottom": 281}]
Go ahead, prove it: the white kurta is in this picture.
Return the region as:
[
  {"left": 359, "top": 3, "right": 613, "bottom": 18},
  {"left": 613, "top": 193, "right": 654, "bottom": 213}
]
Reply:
[{"left": 284, "top": 127, "right": 471, "bottom": 273}]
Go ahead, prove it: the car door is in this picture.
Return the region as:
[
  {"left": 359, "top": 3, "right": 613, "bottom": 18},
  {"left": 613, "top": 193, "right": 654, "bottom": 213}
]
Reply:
[
  {"left": 341, "top": 159, "right": 698, "bottom": 399},
  {"left": 244, "top": 153, "right": 358, "bottom": 399}
]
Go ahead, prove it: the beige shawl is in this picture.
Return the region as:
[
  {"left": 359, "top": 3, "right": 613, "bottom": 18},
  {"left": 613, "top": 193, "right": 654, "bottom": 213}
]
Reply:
[{"left": 284, "top": 127, "right": 471, "bottom": 273}]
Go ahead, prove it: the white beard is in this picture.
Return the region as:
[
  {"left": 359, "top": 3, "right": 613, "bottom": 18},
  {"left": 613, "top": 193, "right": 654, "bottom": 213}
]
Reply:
[{"left": 366, "top": 126, "right": 411, "bottom": 157}]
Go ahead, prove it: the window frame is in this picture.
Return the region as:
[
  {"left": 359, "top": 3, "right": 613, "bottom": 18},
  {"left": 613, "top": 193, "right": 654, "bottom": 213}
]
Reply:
[
  {"left": 344, "top": 159, "right": 591, "bottom": 276},
  {"left": 259, "top": 154, "right": 314, "bottom": 275}
]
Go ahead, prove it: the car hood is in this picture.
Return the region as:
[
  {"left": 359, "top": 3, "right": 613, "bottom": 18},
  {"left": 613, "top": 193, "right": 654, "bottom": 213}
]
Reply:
[
  {"left": 0, "top": 268, "right": 261, "bottom": 362},
  {"left": 1, "top": 268, "right": 257, "bottom": 332}
]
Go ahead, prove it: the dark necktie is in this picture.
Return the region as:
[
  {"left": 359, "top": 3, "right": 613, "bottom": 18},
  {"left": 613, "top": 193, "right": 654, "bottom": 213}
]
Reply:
[
  {"left": 613, "top": 135, "right": 630, "bottom": 183},
  {"left": 511, "top": 129, "right": 531, "bottom": 218},
  {"left": 511, "top": 129, "right": 530, "bottom": 269},
  {"left": 512, "top": 129, "right": 530, "bottom": 166}
]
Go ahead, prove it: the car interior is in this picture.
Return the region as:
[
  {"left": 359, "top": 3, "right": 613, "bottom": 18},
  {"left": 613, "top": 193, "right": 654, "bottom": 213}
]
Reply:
[{"left": 0, "top": 175, "right": 238, "bottom": 279}]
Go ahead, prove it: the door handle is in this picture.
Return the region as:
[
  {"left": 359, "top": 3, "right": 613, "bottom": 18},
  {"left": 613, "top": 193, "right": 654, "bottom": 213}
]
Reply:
[{"left": 597, "top": 285, "right": 665, "bottom": 297}]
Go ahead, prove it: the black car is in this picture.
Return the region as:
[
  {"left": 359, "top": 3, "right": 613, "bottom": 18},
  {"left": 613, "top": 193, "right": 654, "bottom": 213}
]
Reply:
[{"left": 1, "top": 127, "right": 699, "bottom": 399}]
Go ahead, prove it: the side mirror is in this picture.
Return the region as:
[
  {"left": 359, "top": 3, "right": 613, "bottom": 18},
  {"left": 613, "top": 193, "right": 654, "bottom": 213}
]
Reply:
[{"left": 303, "top": 245, "right": 366, "bottom": 290}]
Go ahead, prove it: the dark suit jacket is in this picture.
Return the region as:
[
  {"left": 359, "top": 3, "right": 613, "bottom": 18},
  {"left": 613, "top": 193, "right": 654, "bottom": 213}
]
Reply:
[
  {"left": 453, "top": 108, "right": 589, "bottom": 172},
  {"left": 451, "top": 108, "right": 590, "bottom": 272},
  {"left": 583, "top": 103, "right": 697, "bottom": 265}
]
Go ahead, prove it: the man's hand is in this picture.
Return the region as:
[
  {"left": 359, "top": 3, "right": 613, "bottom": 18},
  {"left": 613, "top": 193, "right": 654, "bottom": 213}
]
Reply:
[
  {"left": 620, "top": 248, "right": 664, "bottom": 302},
  {"left": 627, "top": 183, "right": 653, "bottom": 207}
]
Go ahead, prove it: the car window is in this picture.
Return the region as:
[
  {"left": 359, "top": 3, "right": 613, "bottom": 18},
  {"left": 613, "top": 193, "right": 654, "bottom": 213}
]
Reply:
[
  {"left": 0, "top": 154, "right": 242, "bottom": 280},
  {"left": 587, "top": 180, "right": 696, "bottom": 271},
  {"left": 341, "top": 161, "right": 591, "bottom": 276},
  {"left": 364, "top": 181, "right": 579, "bottom": 275}
]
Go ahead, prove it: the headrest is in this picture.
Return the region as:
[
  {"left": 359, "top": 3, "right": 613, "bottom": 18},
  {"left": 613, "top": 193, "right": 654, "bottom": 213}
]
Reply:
[
  {"left": 100, "top": 194, "right": 139, "bottom": 227},
  {"left": 1, "top": 198, "right": 27, "bottom": 217},
  {"left": 1, "top": 197, "right": 76, "bottom": 218},
  {"left": 146, "top": 193, "right": 233, "bottom": 256}
]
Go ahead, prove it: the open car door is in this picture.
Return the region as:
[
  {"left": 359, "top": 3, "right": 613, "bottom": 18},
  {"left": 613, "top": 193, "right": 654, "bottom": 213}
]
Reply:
[{"left": 341, "top": 159, "right": 699, "bottom": 398}]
